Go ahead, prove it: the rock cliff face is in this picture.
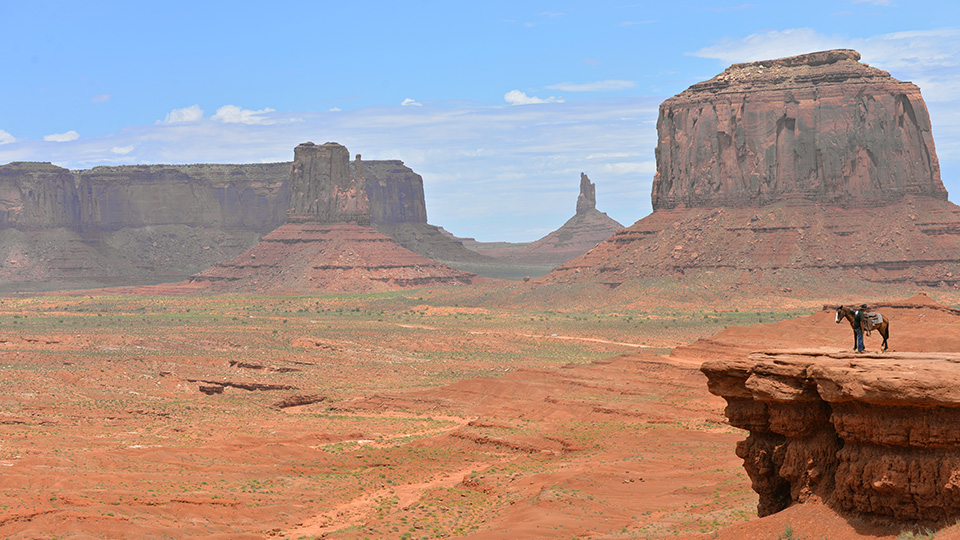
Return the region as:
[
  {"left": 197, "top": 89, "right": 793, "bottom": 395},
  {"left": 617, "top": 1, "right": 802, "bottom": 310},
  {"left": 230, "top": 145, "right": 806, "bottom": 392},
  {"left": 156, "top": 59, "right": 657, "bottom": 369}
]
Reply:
[
  {"left": 189, "top": 142, "right": 477, "bottom": 293},
  {"left": 80, "top": 163, "right": 290, "bottom": 231},
  {"left": 541, "top": 50, "right": 960, "bottom": 295},
  {"left": 288, "top": 142, "right": 369, "bottom": 224},
  {"left": 363, "top": 157, "right": 428, "bottom": 226},
  {"left": 0, "top": 150, "right": 472, "bottom": 287},
  {"left": 704, "top": 346, "right": 960, "bottom": 522},
  {"left": 0, "top": 162, "right": 81, "bottom": 229},
  {"left": 653, "top": 50, "right": 946, "bottom": 210},
  {"left": 695, "top": 296, "right": 960, "bottom": 522}
]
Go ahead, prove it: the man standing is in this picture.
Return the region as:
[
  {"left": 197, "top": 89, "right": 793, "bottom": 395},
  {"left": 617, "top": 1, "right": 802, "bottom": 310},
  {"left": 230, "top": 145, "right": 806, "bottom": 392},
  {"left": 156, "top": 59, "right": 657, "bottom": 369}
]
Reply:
[{"left": 853, "top": 304, "right": 866, "bottom": 353}]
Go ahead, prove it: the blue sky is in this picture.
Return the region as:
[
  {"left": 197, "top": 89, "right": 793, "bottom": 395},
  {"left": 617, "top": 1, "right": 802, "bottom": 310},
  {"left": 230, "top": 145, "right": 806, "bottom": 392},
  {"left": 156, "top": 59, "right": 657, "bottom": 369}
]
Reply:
[{"left": 1, "top": 1, "right": 958, "bottom": 241}]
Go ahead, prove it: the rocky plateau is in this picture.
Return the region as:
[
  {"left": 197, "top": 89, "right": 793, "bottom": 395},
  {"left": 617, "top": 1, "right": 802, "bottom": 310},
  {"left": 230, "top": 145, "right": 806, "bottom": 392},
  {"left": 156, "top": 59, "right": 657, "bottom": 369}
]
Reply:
[
  {"left": 542, "top": 50, "right": 960, "bottom": 295},
  {"left": 700, "top": 294, "right": 960, "bottom": 525}
]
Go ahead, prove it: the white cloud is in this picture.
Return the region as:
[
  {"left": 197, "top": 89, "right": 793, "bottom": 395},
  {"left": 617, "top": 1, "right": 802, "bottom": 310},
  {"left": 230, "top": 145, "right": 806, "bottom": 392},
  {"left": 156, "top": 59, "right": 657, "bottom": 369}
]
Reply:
[
  {"left": 91, "top": 93, "right": 112, "bottom": 103},
  {"left": 329, "top": 107, "right": 342, "bottom": 112},
  {"left": 111, "top": 145, "right": 134, "bottom": 155},
  {"left": 690, "top": 28, "right": 846, "bottom": 64},
  {"left": 44, "top": 130, "right": 79, "bottom": 142},
  {"left": 160, "top": 105, "right": 204, "bottom": 124},
  {"left": 212, "top": 105, "right": 277, "bottom": 125},
  {"left": 401, "top": 98, "right": 423, "bottom": 107},
  {"left": 0, "top": 129, "right": 15, "bottom": 145},
  {"left": 504, "top": 90, "right": 564, "bottom": 105},
  {"left": 547, "top": 80, "right": 636, "bottom": 92}
]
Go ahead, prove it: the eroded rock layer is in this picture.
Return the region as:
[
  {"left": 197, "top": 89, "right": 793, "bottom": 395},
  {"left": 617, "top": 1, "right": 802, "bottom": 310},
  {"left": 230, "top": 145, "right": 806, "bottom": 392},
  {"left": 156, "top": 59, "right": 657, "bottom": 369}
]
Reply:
[
  {"left": 189, "top": 222, "right": 476, "bottom": 293},
  {"left": 0, "top": 153, "right": 474, "bottom": 287},
  {"left": 540, "top": 50, "right": 960, "bottom": 294},
  {"left": 700, "top": 297, "right": 960, "bottom": 521},
  {"left": 542, "top": 198, "right": 960, "bottom": 290},
  {"left": 653, "top": 49, "right": 945, "bottom": 210}
]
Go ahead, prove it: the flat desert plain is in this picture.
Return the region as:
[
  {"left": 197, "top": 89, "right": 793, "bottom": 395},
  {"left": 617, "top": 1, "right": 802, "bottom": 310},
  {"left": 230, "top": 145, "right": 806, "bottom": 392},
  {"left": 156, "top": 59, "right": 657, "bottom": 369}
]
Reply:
[{"left": 1, "top": 285, "right": 959, "bottom": 539}]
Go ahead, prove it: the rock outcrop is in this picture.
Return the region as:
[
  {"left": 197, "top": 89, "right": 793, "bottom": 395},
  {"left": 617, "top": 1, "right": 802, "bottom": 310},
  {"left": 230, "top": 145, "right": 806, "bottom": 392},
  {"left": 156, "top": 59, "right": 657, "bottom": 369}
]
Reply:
[
  {"left": 190, "top": 142, "right": 477, "bottom": 293},
  {"left": 698, "top": 295, "right": 960, "bottom": 522},
  {"left": 462, "top": 172, "right": 623, "bottom": 267},
  {"left": 0, "top": 152, "right": 478, "bottom": 287},
  {"left": 541, "top": 50, "right": 960, "bottom": 295},
  {"left": 653, "top": 49, "right": 945, "bottom": 210},
  {"left": 288, "top": 142, "right": 368, "bottom": 224}
]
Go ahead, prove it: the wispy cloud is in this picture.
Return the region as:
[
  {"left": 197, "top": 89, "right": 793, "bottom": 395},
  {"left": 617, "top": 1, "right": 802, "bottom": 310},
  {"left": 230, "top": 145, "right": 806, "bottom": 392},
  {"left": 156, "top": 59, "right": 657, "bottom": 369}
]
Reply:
[
  {"left": 43, "top": 130, "right": 79, "bottom": 142},
  {"left": 401, "top": 98, "right": 423, "bottom": 107},
  {"left": 0, "top": 130, "right": 15, "bottom": 145},
  {"left": 212, "top": 105, "right": 278, "bottom": 125},
  {"left": 111, "top": 145, "right": 134, "bottom": 155},
  {"left": 160, "top": 105, "right": 204, "bottom": 124},
  {"left": 91, "top": 93, "right": 112, "bottom": 103},
  {"left": 504, "top": 90, "right": 564, "bottom": 105},
  {"left": 547, "top": 80, "right": 636, "bottom": 92}
]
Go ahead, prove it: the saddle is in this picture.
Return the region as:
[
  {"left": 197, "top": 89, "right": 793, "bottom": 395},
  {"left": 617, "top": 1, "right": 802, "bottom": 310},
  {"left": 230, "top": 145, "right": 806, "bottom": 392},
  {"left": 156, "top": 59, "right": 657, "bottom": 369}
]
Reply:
[{"left": 861, "top": 311, "right": 883, "bottom": 335}]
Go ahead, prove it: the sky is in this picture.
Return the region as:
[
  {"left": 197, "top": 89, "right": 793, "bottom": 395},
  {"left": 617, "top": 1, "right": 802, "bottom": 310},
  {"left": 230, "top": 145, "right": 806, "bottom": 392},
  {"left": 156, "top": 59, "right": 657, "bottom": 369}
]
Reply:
[{"left": 1, "top": 1, "right": 959, "bottom": 242}]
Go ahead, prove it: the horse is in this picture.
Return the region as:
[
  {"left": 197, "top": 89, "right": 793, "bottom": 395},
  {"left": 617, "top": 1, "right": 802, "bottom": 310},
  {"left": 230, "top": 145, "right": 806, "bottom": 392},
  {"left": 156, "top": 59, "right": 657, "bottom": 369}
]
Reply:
[{"left": 835, "top": 305, "right": 889, "bottom": 352}]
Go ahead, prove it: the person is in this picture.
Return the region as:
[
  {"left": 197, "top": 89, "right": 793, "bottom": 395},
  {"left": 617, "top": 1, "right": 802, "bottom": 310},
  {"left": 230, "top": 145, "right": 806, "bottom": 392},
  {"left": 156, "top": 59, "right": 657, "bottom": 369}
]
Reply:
[{"left": 853, "top": 304, "right": 866, "bottom": 352}]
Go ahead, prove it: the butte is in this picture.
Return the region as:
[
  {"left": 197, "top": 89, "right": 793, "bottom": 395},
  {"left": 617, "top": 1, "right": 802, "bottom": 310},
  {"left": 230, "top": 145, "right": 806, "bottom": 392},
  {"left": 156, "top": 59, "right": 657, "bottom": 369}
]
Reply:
[
  {"left": 540, "top": 49, "right": 960, "bottom": 299},
  {"left": 453, "top": 172, "right": 624, "bottom": 269},
  {"left": 189, "top": 142, "right": 476, "bottom": 293}
]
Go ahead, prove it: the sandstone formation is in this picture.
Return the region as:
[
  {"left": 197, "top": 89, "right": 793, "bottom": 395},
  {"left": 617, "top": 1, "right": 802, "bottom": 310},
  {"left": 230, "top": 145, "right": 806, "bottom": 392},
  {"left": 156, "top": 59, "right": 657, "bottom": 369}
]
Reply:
[
  {"left": 653, "top": 49, "right": 945, "bottom": 210},
  {"left": 189, "top": 142, "right": 476, "bottom": 293},
  {"left": 0, "top": 151, "right": 478, "bottom": 288},
  {"left": 541, "top": 50, "right": 960, "bottom": 295},
  {"left": 288, "top": 142, "right": 368, "bottom": 224},
  {"left": 460, "top": 172, "right": 623, "bottom": 268},
  {"left": 692, "top": 295, "right": 960, "bottom": 522},
  {"left": 188, "top": 222, "right": 475, "bottom": 293}
]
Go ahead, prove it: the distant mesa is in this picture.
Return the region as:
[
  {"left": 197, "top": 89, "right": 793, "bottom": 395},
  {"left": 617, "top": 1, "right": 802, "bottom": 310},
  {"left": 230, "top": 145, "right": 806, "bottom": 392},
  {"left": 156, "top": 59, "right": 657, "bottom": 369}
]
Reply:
[
  {"left": 541, "top": 49, "right": 960, "bottom": 293},
  {"left": 0, "top": 144, "right": 483, "bottom": 289},
  {"left": 188, "top": 142, "right": 477, "bottom": 293},
  {"left": 455, "top": 172, "right": 623, "bottom": 267}
]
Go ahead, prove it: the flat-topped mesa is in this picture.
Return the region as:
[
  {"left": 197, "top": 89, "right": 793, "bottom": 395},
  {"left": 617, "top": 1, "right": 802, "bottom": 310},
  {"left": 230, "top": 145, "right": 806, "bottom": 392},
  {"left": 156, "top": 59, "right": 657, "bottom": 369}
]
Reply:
[
  {"left": 576, "top": 172, "right": 597, "bottom": 215},
  {"left": 288, "top": 142, "right": 370, "bottom": 225},
  {"left": 653, "top": 49, "right": 946, "bottom": 210}
]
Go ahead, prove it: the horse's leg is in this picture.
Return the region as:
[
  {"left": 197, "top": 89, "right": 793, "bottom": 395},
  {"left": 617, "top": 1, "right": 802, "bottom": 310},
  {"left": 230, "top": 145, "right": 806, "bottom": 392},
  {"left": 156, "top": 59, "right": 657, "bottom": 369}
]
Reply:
[{"left": 881, "top": 325, "right": 889, "bottom": 351}]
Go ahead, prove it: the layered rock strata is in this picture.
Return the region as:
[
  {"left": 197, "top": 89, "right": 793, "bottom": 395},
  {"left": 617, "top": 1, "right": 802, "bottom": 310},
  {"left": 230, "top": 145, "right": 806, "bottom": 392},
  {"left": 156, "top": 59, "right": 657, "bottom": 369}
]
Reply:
[
  {"left": 541, "top": 50, "right": 960, "bottom": 293},
  {"left": 188, "top": 222, "right": 475, "bottom": 293},
  {"left": 190, "top": 141, "right": 476, "bottom": 292},
  {"left": 703, "top": 350, "right": 960, "bottom": 521},
  {"left": 653, "top": 49, "right": 945, "bottom": 210},
  {"left": 0, "top": 151, "right": 477, "bottom": 286}
]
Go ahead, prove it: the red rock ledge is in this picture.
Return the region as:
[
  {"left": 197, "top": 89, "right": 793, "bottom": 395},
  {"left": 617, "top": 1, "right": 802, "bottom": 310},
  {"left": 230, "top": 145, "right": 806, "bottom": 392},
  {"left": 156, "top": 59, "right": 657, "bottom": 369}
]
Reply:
[{"left": 702, "top": 350, "right": 960, "bottom": 521}]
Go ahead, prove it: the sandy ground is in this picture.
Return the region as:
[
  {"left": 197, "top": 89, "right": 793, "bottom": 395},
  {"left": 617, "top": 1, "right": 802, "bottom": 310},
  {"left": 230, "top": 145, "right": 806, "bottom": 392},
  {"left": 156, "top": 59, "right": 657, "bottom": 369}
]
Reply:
[{"left": 0, "top": 290, "right": 959, "bottom": 538}]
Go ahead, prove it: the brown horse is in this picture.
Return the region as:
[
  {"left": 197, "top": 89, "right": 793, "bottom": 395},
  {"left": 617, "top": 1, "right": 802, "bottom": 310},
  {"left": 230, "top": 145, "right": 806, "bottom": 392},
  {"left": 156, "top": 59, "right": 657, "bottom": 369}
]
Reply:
[{"left": 835, "top": 305, "right": 889, "bottom": 352}]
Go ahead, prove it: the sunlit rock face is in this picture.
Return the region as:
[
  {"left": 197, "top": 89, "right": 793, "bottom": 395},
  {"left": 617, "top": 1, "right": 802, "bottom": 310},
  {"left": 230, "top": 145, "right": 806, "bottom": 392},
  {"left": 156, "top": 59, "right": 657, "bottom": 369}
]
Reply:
[
  {"left": 652, "top": 49, "right": 946, "bottom": 210},
  {"left": 287, "top": 142, "right": 369, "bottom": 225}
]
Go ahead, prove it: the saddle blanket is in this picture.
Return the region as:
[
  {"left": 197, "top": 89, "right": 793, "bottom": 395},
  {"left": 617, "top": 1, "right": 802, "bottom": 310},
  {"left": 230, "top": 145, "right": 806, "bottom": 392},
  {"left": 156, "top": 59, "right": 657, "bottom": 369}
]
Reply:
[{"left": 865, "top": 312, "right": 883, "bottom": 325}]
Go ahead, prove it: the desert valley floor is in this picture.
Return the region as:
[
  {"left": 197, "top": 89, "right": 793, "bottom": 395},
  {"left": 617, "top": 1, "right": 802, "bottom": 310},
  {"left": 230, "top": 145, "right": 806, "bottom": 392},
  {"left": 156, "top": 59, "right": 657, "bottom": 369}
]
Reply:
[{"left": 1, "top": 282, "right": 960, "bottom": 540}]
